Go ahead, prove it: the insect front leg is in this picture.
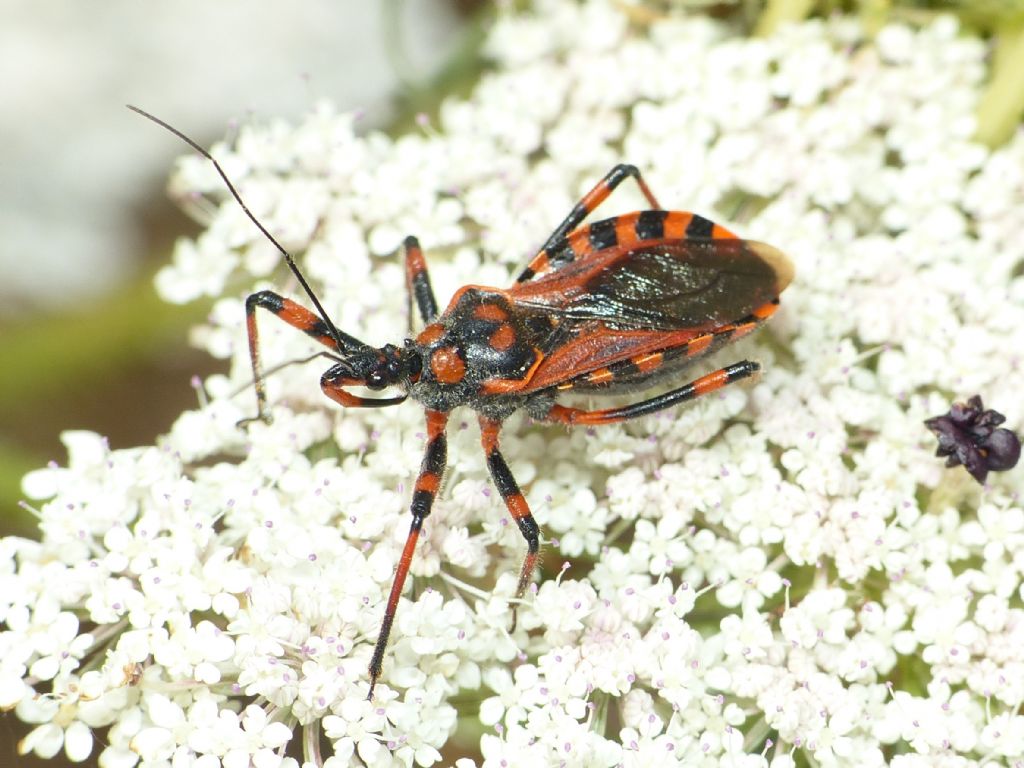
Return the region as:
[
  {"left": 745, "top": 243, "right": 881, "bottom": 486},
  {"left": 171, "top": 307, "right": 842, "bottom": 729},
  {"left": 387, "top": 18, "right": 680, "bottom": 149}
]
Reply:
[
  {"left": 241, "top": 291, "right": 348, "bottom": 424},
  {"left": 517, "top": 164, "right": 664, "bottom": 283},
  {"left": 367, "top": 409, "right": 449, "bottom": 700},
  {"left": 478, "top": 416, "right": 541, "bottom": 628},
  {"left": 545, "top": 361, "right": 761, "bottom": 425},
  {"left": 403, "top": 235, "right": 439, "bottom": 328}
]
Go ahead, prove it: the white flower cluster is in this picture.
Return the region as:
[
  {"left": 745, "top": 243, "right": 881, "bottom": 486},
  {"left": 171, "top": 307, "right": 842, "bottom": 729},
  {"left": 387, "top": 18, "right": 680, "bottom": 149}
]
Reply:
[{"left": 4, "top": 1, "right": 1024, "bottom": 766}]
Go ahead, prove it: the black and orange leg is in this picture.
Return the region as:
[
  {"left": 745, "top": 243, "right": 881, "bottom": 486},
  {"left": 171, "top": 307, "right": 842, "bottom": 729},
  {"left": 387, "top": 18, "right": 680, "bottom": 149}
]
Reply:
[
  {"left": 478, "top": 416, "right": 541, "bottom": 625},
  {"left": 367, "top": 409, "right": 449, "bottom": 700},
  {"left": 242, "top": 290, "right": 353, "bottom": 423},
  {"left": 517, "top": 164, "right": 663, "bottom": 283},
  {"left": 403, "top": 236, "right": 438, "bottom": 328},
  {"left": 546, "top": 361, "right": 761, "bottom": 426}
]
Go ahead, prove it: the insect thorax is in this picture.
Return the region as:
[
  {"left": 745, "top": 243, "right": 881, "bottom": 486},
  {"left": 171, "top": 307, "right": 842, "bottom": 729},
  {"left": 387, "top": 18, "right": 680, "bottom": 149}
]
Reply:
[{"left": 410, "top": 288, "right": 542, "bottom": 414}]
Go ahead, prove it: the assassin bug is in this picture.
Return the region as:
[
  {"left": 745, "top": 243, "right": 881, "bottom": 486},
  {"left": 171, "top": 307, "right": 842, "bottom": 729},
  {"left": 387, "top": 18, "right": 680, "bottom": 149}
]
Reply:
[{"left": 130, "top": 106, "right": 794, "bottom": 699}]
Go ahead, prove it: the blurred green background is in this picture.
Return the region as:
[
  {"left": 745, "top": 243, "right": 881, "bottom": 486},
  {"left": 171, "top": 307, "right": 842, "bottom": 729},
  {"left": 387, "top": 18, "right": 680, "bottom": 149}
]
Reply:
[
  {"left": 0, "top": 0, "right": 487, "bottom": 539},
  {"left": 0, "top": 0, "right": 484, "bottom": 763}
]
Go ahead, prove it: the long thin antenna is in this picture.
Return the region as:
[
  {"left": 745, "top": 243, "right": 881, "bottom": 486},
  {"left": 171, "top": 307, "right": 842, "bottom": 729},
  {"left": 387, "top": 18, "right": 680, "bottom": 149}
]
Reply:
[{"left": 128, "top": 104, "right": 368, "bottom": 354}]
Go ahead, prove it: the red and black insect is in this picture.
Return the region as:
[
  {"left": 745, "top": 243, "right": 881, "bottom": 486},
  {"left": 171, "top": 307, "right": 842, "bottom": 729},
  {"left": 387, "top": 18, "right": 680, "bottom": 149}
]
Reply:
[{"left": 131, "top": 106, "right": 794, "bottom": 699}]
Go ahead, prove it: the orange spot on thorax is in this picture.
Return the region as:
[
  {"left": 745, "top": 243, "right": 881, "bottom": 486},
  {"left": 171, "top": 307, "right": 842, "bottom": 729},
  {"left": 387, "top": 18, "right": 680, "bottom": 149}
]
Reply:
[
  {"left": 489, "top": 324, "right": 517, "bottom": 351},
  {"left": 430, "top": 347, "right": 466, "bottom": 384}
]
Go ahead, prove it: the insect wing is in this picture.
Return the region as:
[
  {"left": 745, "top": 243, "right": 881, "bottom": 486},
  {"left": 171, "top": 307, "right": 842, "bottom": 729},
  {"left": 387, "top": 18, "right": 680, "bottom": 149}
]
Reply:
[
  {"left": 517, "top": 323, "right": 709, "bottom": 393},
  {"left": 571, "top": 238, "right": 789, "bottom": 330},
  {"left": 510, "top": 231, "right": 792, "bottom": 332},
  {"left": 504, "top": 218, "right": 792, "bottom": 393}
]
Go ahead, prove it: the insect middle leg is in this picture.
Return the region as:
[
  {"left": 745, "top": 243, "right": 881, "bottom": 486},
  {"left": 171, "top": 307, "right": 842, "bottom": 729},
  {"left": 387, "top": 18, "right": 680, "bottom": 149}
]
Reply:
[
  {"left": 367, "top": 408, "right": 450, "bottom": 700},
  {"left": 478, "top": 415, "right": 541, "bottom": 624},
  {"left": 544, "top": 361, "right": 761, "bottom": 425},
  {"left": 517, "top": 164, "right": 663, "bottom": 283}
]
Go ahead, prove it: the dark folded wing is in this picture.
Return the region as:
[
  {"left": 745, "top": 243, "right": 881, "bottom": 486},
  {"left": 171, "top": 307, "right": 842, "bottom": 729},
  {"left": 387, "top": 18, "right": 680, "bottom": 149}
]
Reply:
[{"left": 537, "top": 239, "right": 792, "bottom": 331}]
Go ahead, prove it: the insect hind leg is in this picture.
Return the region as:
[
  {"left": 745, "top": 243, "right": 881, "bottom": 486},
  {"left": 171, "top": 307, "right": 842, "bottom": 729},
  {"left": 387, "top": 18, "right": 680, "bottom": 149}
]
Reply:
[
  {"left": 516, "top": 164, "right": 663, "bottom": 283},
  {"left": 478, "top": 416, "right": 540, "bottom": 628},
  {"left": 544, "top": 361, "right": 760, "bottom": 425}
]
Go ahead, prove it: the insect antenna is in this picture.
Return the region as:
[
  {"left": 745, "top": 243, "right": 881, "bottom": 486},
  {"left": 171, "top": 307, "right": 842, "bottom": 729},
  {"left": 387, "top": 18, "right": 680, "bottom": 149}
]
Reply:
[
  {"left": 127, "top": 104, "right": 368, "bottom": 355},
  {"left": 227, "top": 351, "right": 343, "bottom": 400}
]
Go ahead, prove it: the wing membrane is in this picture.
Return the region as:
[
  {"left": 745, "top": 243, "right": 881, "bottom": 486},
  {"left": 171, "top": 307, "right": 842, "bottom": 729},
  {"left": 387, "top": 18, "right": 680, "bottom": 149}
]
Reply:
[{"left": 510, "top": 236, "right": 791, "bottom": 332}]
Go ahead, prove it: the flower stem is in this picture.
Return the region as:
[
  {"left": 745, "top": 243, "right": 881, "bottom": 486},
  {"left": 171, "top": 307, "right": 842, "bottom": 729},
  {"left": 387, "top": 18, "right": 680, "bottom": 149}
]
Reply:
[
  {"left": 755, "top": 0, "right": 816, "bottom": 37},
  {"left": 975, "top": 19, "right": 1024, "bottom": 148}
]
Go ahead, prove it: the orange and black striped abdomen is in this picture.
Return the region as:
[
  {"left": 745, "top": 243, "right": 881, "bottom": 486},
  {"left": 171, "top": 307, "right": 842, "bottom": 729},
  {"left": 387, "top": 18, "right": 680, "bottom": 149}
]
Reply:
[{"left": 516, "top": 211, "right": 741, "bottom": 283}]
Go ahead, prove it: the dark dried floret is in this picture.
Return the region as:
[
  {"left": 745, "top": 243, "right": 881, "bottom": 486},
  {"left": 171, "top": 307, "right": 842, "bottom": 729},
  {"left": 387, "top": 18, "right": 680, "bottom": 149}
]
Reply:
[{"left": 924, "top": 395, "right": 1021, "bottom": 484}]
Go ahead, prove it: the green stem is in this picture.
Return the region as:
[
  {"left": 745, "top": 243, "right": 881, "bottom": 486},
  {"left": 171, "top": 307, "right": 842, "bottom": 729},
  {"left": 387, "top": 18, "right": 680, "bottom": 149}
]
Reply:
[
  {"left": 755, "top": 0, "right": 816, "bottom": 37},
  {"left": 975, "top": 19, "right": 1024, "bottom": 148}
]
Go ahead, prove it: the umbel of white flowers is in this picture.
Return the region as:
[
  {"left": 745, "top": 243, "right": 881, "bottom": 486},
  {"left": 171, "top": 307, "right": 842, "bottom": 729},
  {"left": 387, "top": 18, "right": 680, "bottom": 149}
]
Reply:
[{"left": 4, "top": 3, "right": 1024, "bottom": 767}]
